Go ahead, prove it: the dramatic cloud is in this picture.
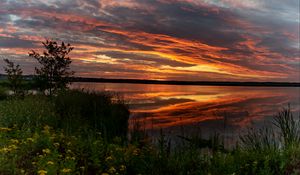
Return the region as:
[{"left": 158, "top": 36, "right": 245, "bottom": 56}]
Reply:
[{"left": 0, "top": 0, "right": 299, "bottom": 81}]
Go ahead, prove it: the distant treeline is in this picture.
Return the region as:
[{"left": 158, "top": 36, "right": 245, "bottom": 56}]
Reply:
[
  {"left": 1, "top": 74, "right": 299, "bottom": 87},
  {"left": 71, "top": 77, "right": 300, "bottom": 87}
]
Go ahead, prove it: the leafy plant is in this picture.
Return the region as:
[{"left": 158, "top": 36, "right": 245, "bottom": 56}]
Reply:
[
  {"left": 29, "top": 40, "right": 74, "bottom": 96},
  {"left": 3, "top": 59, "right": 23, "bottom": 96}
]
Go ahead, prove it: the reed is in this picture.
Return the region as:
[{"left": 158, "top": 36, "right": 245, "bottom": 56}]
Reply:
[{"left": 273, "top": 105, "right": 300, "bottom": 146}]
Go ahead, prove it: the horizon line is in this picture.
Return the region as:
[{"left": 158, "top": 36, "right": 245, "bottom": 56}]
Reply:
[
  {"left": 0, "top": 74, "right": 299, "bottom": 87},
  {"left": 70, "top": 77, "right": 300, "bottom": 87}
]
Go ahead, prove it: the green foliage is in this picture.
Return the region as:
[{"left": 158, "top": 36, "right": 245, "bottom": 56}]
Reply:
[
  {"left": 29, "top": 40, "right": 74, "bottom": 96},
  {"left": 54, "top": 89, "right": 130, "bottom": 139},
  {"left": 0, "top": 95, "right": 57, "bottom": 129},
  {"left": 0, "top": 89, "right": 129, "bottom": 139},
  {"left": 3, "top": 59, "right": 24, "bottom": 96}
]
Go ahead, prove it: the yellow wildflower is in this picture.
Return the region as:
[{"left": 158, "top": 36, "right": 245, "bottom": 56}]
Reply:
[
  {"left": 47, "top": 161, "right": 54, "bottom": 165},
  {"left": 53, "top": 142, "right": 60, "bottom": 147},
  {"left": 10, "top": 139, "right": 19, "bottom": 144},
  {"left": 43, "top": 125, "right": 50, "bottom": 131},
  {"left": 42, "top": 148, "right": 51, "bottom": 154},
  {"left": 8, "top": 144, "right": 17, "bottom": 150},
  {"left": 105, "top": 156, "right": 113, "bottom": 162},
  {"left": 0, "top": 127, "right": 12, "bottom": 132},
  {"left": 61, "top": 168, "right": 72, "bottom": 173},
  {"left": 20, "top": 169, "right": 25, "bottom": 173},
  {"left": 42, "top": 125, "right": 50, "bottom": 134},
  {"left": 0, "top": 147, "right": 10, "bottom": 153},
  {"left": 108, "top": 167, "right": 116, "bottom": 174},
  {"left": 133, "top": 148, "right": 140, "bottom": 156},
  {"left": 116, "top": 147, "right": 122, "bottom": 151},
  {"left": 32, "top": 161, "right": 36, "bottom": 165},
  {"left": 120, "top": 165, "right": 126, "bottom": 171},
  {"left": 27, "top": 138, "right": 34, "bottom": 142},
  {"left": 38, "top": 170, "right": 47, "bottom": 175}
]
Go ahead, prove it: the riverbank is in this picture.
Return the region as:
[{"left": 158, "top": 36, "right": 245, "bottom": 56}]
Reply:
[{"left": 0, "top": 89, "right": 299, "bottom": 174}]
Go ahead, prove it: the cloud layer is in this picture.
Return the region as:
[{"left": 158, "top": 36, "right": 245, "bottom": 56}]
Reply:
[{"left": 0, "top": 0, "right": 299, "bottom": 81}]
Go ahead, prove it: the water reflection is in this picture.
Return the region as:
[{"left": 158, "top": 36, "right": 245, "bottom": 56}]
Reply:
[{"left": 72, "top": 82, "right": 300, "bottom": 140}]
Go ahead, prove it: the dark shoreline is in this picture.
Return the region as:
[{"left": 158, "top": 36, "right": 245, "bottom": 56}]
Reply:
[{"left": 71, "top": 77, "right": 300, "bottom": 87}]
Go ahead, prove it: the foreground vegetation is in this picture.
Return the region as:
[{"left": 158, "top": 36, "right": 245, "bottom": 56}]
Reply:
[{"left": 0, "top": 89, "right": 299, "bottom": 175}]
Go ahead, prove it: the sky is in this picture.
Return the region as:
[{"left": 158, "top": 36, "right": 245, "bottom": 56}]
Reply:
[{"left": 0, "top": 0, "right": 299, "bottom": 82}]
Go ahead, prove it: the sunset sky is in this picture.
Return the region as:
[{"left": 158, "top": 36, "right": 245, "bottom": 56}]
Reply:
[{"left": 0, "top": 0, "right": 299, "bottom": 82}]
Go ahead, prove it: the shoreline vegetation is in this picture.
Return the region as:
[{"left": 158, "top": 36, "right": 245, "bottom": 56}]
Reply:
[
  {"left": 0, "top": 88, "right": 300, "bottom": 174},
  {"left": 1, "top": 40, "right": 299, "bottom": 174}
]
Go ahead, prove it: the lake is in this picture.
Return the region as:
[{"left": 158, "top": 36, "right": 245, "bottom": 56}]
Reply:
[{"left": 72, "top": 82, "right": 300, "bottom": 145}]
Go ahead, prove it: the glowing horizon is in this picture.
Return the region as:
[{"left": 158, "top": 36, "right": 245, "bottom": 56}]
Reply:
[{"left": 0, "top": 0, "right": 299, "bottom": 82}]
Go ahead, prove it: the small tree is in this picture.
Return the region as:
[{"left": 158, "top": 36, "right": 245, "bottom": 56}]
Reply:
[
  {"left": 3, "top": 59, "right": 23, "bottom": 96},
  {"left": 29, "top": 39, "right": 74, "bottom": 95}
]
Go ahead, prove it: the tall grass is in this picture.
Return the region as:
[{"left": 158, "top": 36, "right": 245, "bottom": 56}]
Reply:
[
  {"left": 273, "top": 105, "right": 300, "bottom": 146},
  {"left": 240, "top": 127, "right": 278, "bottom": 152},
  {"left": 0, "top": 95, "right": 57, "bottom": 129},
  {"left": 240, "top": 106, "right": 300, "bottom": 151},
  {"left": 54, "top": 89, "right": 129, "bottom": 139},
  {"left": 0, "top": 89, "right": 130, "bottom": 140}
]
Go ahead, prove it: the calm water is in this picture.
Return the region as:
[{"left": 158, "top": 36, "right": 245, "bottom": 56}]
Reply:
[{"left": 72, "top": 82, "right": 300, "bottom": 143}]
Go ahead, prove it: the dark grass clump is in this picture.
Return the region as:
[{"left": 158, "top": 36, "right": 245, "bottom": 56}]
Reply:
[
  {"left": 0, "top": 86, "right": 8, "bottom": 101},
  {"left": 54, "top": 89, "right": 130, "bottom": 140},
  {"left": 240, "top": 106, "right": 300, "bottom": 151},
  {"left": 273, "top": 105, "right": 300, "bottom": 146},
  {"left": 240, "top": 127, "right": 278, "bottom": 152}
]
